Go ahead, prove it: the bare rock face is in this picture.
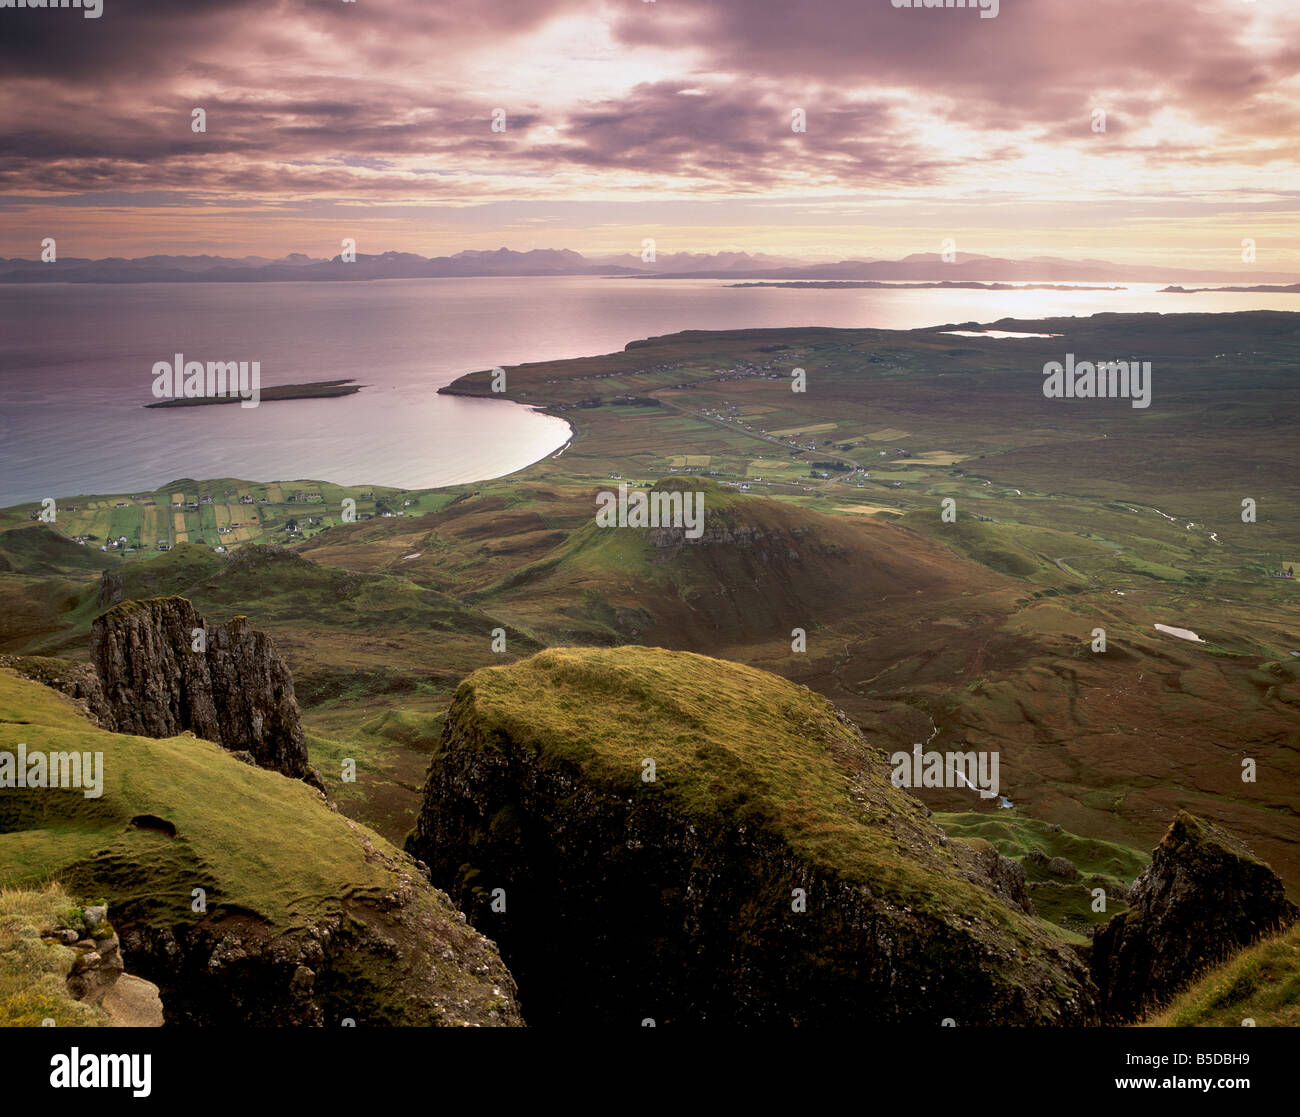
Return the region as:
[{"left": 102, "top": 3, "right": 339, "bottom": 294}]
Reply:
[
  {"left": 90, "top": 596, "right": 308, "bottom": 778},
  {"left": 1091, "top": 811, "right": 1299, "bottom": 1022},
  {"left": 957, "top": 839, "right": 1035, "bottom": 915},
  {"left": 97, "top": 570, "right": 125, "bottom": 609}
]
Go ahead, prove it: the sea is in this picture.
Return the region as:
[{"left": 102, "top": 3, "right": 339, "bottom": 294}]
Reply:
[{"left": 0, "top": 276, "right": 1292, "bottom": 506}]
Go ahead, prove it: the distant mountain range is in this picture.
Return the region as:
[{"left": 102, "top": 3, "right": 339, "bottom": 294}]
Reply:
[{"left": 1, "top": 247, "right": 1295, "bottom": 285}]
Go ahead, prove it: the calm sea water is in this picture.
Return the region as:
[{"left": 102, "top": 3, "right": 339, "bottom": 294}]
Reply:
[{"left": 0, "top": 277, "right": 1291, "bottom": 505}]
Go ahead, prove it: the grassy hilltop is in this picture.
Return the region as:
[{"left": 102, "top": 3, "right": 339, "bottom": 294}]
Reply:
[{"left": 409, "top": 645, "right": 1100, "bottom": 1024}]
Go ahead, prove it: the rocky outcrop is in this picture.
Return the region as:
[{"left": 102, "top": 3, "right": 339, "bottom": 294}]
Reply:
[
  {"left": 118, "top": 822, "right": 523, "bottom": 1027},
  {"left": 42, "top": 902, "right": 164, "bottom": 1026},
  {"left": 407, "top": 646, "right": 1098, "bottom": 1026},
  {"left": 89, "top": 596, "right": 309, "bottom": 778},
  {"left": 97, "top": 570, "right": 125, "bottom": 609},
  {"left": 960, "top": 839, "right": 1035, "bottom": 915},
  {"left": 1091, "top": 811, "right": 1299, "bottom": 1022}
]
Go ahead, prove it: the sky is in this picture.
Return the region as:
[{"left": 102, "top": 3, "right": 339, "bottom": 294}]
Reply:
[{"left": 1, "top": 0, "right": 1297, "bottom": 268}]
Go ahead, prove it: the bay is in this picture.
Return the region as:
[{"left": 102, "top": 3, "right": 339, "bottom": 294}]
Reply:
[{"left": 0, "top": 275, "right": 1291, "bottom": 505}]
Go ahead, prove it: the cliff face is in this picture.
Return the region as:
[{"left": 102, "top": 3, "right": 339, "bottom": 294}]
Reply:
[
  {"left": 1091, "top": 811, "right": 1299, "bottom": 1022},
  {"left": 89, "top": 596, "right": 308, "bottom": 778},
  {"left": 407, "top": 646, "right": 1098, "bottom": 1026}
]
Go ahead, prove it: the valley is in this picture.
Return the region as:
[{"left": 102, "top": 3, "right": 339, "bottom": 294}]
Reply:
[{"left": 2, "top": 310, "right": 1297, "bottom": 1023}]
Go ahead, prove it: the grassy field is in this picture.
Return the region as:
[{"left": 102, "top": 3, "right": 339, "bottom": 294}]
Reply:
[
  {"left": 934, "top": 811, "right": 1149, "bottom": 932},
  {"left": 0, "top": 479, "right": 462, "bottom": 560}
]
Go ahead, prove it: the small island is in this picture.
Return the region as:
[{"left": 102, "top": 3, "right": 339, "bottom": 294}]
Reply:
[
  {"left": 727, "top": 280, "right": 1125, "bottom": 291},
  {"left": 1160, "top": 283, "right": 1300, "bottom": 294},
  {"left": 145, "top": 379, "right": 363, "bottom": 408}
]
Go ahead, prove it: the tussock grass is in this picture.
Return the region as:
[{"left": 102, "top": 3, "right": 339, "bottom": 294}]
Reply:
[
  {"left": 1146, "top": 923, "right": 1300, "bottom": 1027},
  {"left": 0, "top": 882, "right": 108, "bottom": 1027}
]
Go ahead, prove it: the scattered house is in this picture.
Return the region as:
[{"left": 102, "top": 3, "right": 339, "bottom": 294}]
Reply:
[
  {"left": 214, "top": 546, "right": 227, "bottom": 554},
  {"left": 158, "top": 542, "right": 172, "bottom": 551},
  {"left": 114, "top": 501, "right": 128, "bottom": 508}
]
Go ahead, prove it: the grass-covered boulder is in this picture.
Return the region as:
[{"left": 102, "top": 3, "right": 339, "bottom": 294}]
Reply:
[
  {"left": 407, "top": 645, "right": 1099, "bottom": 1025},
  {"left": 0, "top": 669, "right": 522, "bottom": 1026}
]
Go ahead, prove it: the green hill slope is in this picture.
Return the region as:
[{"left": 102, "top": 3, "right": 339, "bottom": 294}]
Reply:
[
  {"left": 0, "top": 669, "right": 521, "bottom": 1026},
  {"left": 1145, "top": 923, "right": 1300, "bottom": 1027}
]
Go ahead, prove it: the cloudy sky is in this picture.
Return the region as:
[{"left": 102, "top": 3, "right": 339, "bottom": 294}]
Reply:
[{"left": 2, "top": 0, "right": 1297, "bottom": 266}]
